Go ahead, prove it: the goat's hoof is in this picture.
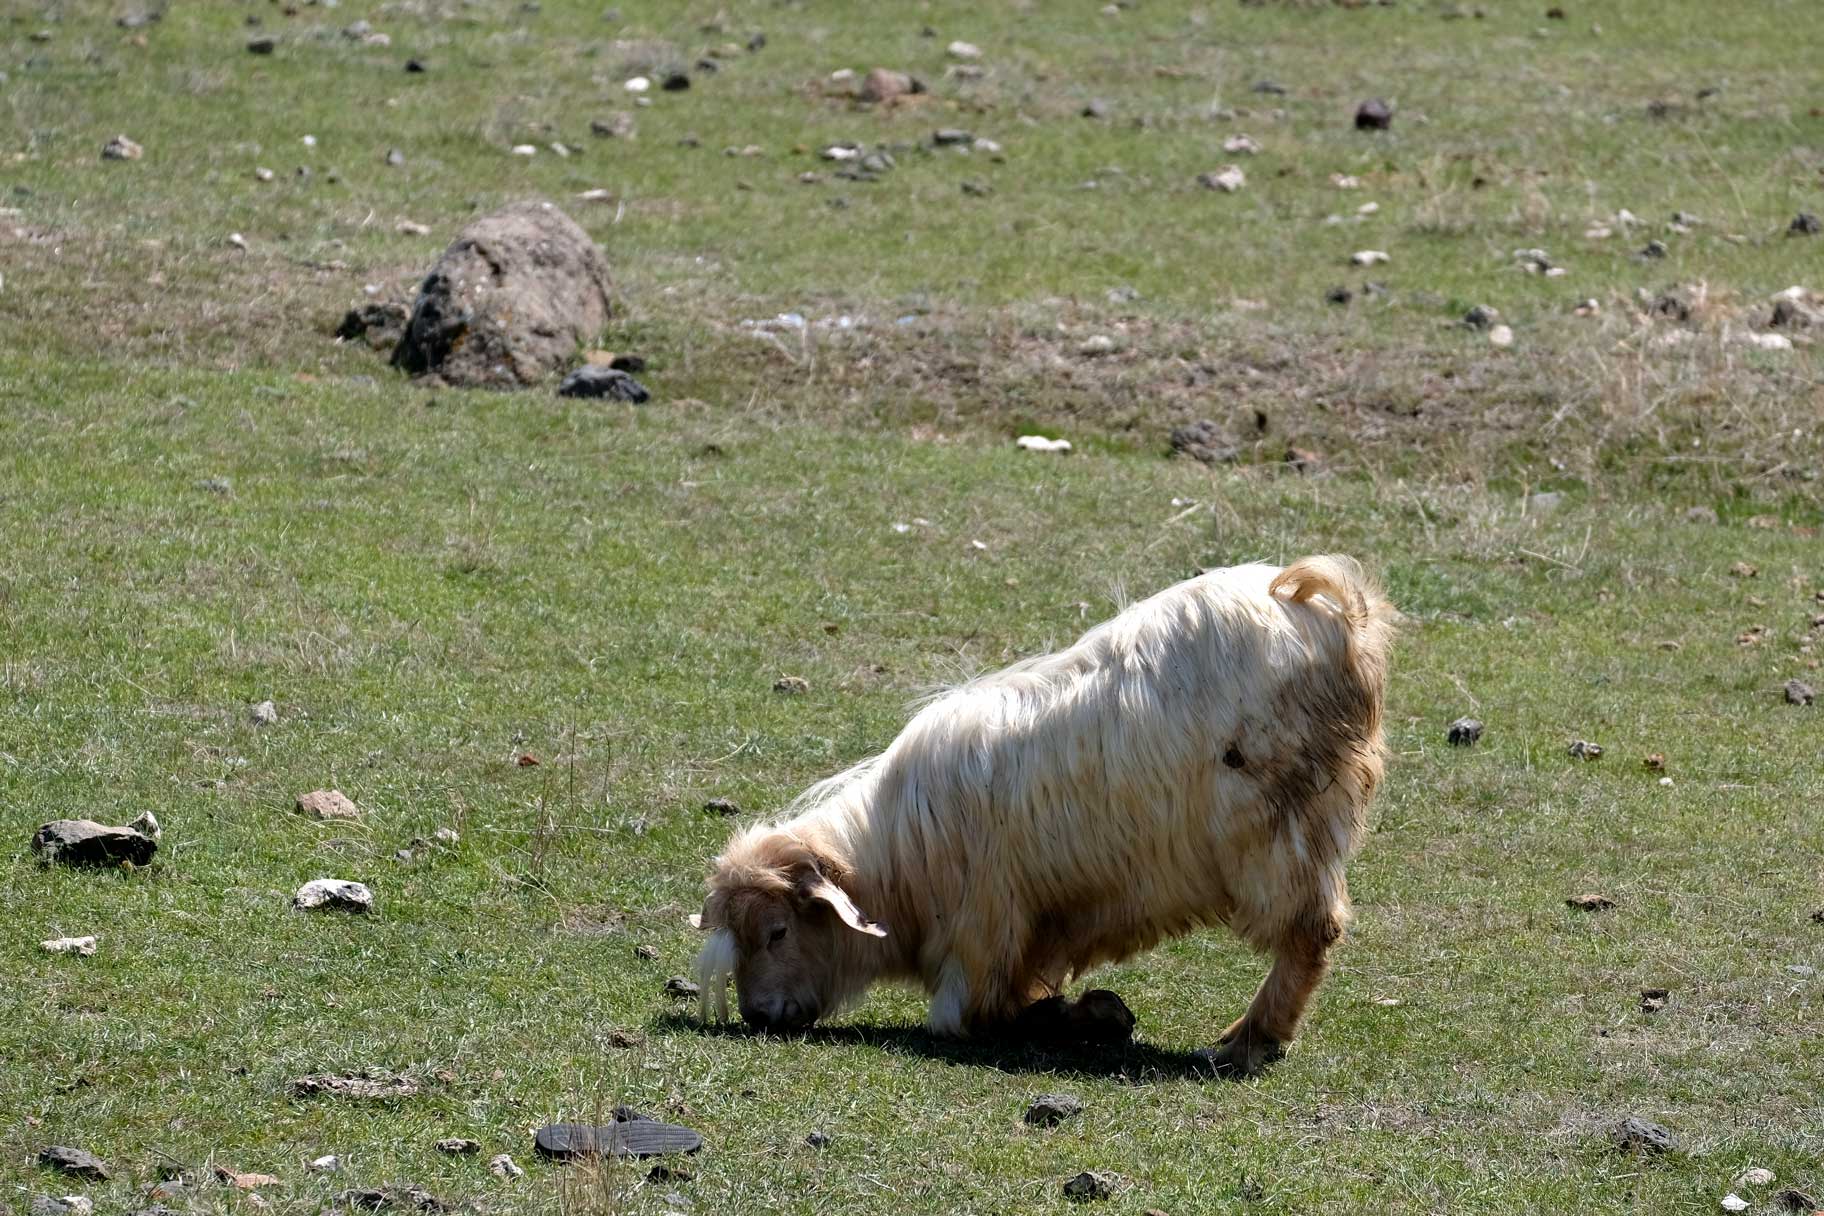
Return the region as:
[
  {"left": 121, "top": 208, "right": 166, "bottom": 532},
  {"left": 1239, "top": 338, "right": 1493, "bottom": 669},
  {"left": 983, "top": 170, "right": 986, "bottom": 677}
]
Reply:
[{"left": 1193, "top": 1035, "right": 1285, "bottom": 1079}]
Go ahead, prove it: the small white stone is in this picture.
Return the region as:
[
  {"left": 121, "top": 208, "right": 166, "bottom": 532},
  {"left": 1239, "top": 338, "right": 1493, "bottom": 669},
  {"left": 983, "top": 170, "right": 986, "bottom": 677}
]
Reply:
[
  {"left": 946, "top": 40, "right": 982, "bottom": 59},
  {"left": 509, "top": 144, "right": 537, "bottom": 156},
  {"left": 397, "top": 220, "right": 431, "bottom": 236},
  {"left": 1741, "top": 332, "right": 1792, "bottom": 351},
  {"left": 1078, "top": 334, "right": 1116, "bottom": 356},
  {"left": 227, "top": 232, "right": 248, "bottom": 250},
  {"left": 549, "top": 142, "right": 570, "bottom": 158},
  {"left": 41, "top": 935, "right": 98, "bottom": 956},
  {"left": 1720, "top": 1195, "right": 1748, "bottom": 1213},
  {"left": 250, "top": 699, "right": 278, "bottom": 725},
  {"left": 294, "top": 878, "right": 374, "bottom": 912},
  {"left": 1222, "top": 134, "right": 1261, "bottom": 155},
  {"left": 820, "top": 144, "right": 860, "bottom": 161},
  {"left": 1350, "top": 249, "right": 1390, "bottom": 266},
  {"left": 1357, "top": 201, "right": 1379, "bottom": 215},
  {"left": 433, "top": 827, "right": 460, "bottom": 845},
  {"left": 1199, "top": 164, "right": 1246, "bottom": 193},
  {"left": 1330, "top": 173, "right": 1361, "bottom": 189},
  {"left": 1489, "top": 324, "right": 1515, "bottom": 348},
  {"left": 1658, "top": 776, "right": 1673, "bottom": 787},
  {"left": 1734, "top": 1168, "right": 1775, "bottom": 1187},
  {"left": 1015, "top": 435, "right": 1072, "bottom": 454},
  {"left": 576, "top": 188, "right": 614, "bottom": 202},
  {"left": 624, "top": 75, "right": 651, "bottom": 93},
  {"left": 128, "top": 810, "right": 161, "bottom": 841},
  {"left": 309, "top": 1155, "right": 340, "bottom": 1173},
  {"left": 488, "top": 1153, "right": 524, "bottom": 1180},
  {"left": 254, "top": 166, "right": 274, "bottom": 182},
  {"left": 1585, "top": 224, "right": 1612, "bottom": 239},
  {"left": 301, "top": 134, "right": 317, "bottom": 148},
  {"left": 829, "top": 68, "right": 856, "bottom": 82}
]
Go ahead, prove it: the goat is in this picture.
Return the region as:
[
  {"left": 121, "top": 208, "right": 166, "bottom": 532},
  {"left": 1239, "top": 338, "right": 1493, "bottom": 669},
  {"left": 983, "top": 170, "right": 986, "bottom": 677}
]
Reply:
[{"left": 691, "top": 555, "right": 1393, "bottom": 1076}]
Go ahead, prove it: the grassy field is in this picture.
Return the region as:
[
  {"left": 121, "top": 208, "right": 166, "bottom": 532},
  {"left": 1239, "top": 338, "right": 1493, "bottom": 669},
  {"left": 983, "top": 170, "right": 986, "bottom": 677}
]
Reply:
[{"left": 4, "top": 1, "right": 1823, "bottom": 1213}]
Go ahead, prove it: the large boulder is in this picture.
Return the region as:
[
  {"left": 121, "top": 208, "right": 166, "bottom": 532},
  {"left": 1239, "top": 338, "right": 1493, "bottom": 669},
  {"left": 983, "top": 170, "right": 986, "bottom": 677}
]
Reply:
[{"left": 392, "top": 202, "right": 613, "bottom": 388}]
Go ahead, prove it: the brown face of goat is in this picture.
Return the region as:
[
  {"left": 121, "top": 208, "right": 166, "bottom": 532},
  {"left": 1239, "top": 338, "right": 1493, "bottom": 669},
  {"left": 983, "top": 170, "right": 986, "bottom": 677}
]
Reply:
[{"left": 696, "top": 868, "right": 885, "bottom": 1032}]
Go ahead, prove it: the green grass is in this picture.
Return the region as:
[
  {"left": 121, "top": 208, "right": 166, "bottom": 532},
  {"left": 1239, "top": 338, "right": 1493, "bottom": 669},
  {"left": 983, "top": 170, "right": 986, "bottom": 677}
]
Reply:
[{"left": 4, "top": 1, "right": 1824, "bottom": 1214}]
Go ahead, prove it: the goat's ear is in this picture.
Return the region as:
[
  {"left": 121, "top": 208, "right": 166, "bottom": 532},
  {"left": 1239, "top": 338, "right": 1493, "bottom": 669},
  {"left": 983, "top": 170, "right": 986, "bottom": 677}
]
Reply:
[{"left": 802, "top": 875, "right": 887, "bottom": 938}]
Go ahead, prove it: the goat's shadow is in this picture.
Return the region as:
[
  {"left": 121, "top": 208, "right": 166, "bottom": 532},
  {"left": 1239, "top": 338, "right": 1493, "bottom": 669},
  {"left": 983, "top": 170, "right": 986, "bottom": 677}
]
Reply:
[{"left": 650, "top": 1013, "right": 1222, "bottom": 1083}]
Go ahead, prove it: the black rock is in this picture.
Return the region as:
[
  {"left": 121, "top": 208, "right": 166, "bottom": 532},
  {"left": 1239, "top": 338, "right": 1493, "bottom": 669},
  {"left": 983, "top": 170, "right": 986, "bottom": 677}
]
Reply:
[
  {"left": 1063, "top": 1170, "right": 1117, "bottom": 1201},
  {"left": 1651, "top": 293, "right": 1690, "bottom": 322},
  {"left": 1081, "top": 99, "right": 1111, "bottom": 119},
  {"left": 534, "top": 1121, "right": 703, "bottom": 1161},
  {"left": 1640, "top": 239, "right": 1668, "bottom": 258},
  {"left": 804, "top": 1130, "right": 832, "bottom": 1149},
  {"left": 1251, "top": 79, "right": 1288, "bottom": 95},
  {"left": 1446, "top": 717, "right": 1484, "bottom": 746},
  {"left": 1325, "top": 285, "right": 1354, "bottom": 305},
  {"left": 32, "top": 820, "right": 157, "bottom": 868},
  {"left": 661, "top": 71, "right": 690, "bottom": 91},
  {"left": 1463, "top": 305, "right": 1497, "bottom": 329},
  {"left": 932, "top": 128, "right": 974, "bottom": 146},
  {"left": 609, "top": 354, "right": 646, "bottom": 373},
  {"left": 247, "top": 36, "right": 276, "bottom": 54},
  {"left": 1775, "top": 1189, "right": 1820, "bottom": 1213},
  {"left": 336, "top": 301, "right": 409, "bottom": 350},
  {"left": 404, "top": 58, "right": 427, "bottom": 73},
  {"left": 1024, "top": 1094, "right": 1084, "bottom": 1127},
  {"left": 747, "top": 32, "right": 766, "bottom": 52},
  {"left": 1784, "top": 679, "right": 1815, "bottom": 706},
  {"left": 38, "top": 1145, "right": 111, "bottom": 1181},
  {"left": 1790, "top": 212, "right": 1822, "bottom": 236},
  {"left": 1609, "top": 1116, "right": 1677, "bottom": 1155},
  {"left": 702, "top": 797, "right": 741, "bottom": 816},
  {"left": 557, "top": 366, "right": 650, "bottom": 403},
  {"left": 1355, "top": 98, "right": 1393, "bottom": 130},
  {"left": 663, "top": 976, "right": 700, "bottom": 998},
  {"left": 695, "top": 58, "right": 719, "bottom": 74}
]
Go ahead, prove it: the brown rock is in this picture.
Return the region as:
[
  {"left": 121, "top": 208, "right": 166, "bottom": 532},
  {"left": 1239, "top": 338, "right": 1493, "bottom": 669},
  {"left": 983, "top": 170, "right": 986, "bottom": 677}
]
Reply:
[
  {"left": 392, "top": 202, "right": 614, "bottom": 389},
  {"left": 297, "top": 789, "right": 360, "bottom": 820},
  {"left": 859, "top": 68, "right": 920, "bottom": 103}
]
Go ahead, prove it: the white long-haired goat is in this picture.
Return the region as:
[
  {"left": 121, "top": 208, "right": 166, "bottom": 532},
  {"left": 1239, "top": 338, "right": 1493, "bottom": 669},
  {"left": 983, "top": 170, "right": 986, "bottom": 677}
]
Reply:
[{"left": 691, "top": 555, "right": 1394, "bottom": 1076}]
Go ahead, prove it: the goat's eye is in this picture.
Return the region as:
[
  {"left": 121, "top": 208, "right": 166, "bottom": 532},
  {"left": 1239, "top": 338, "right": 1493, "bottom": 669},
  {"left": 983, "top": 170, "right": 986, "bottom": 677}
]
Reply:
[{"left": 767, "top": 925, "right": 788, "bottom": 945}]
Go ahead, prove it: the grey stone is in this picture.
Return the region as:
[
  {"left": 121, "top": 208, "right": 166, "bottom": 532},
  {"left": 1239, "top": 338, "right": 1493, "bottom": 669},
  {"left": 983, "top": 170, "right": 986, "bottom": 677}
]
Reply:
[
  {"left": 247, "top": 36, "right": 276, "bottom": 54},
  {"left": 1024, "top": 1094, "right": 1084, "bottom": 1127},
  {"left": 1355, "top": 98, "right": 1393, "bottom": 130},
  {"left": 1463, "top": 305, "right": 1497, "bottom": 329},
  {"left": 557, "top": 365, "right": 650, "bottom": 402},
  {"left": 1610, "top": 1116, "right": 1677, "bottom": 1155},
  {"left": 1169, "top": 420, "right": 1238, "bottom": 465},
  {"left": 1784, "top": 680, "right": 1815, "bottom": 707},
  {"left": 703, "top": 797, "right": 741, "bottom": 816},
  {"left": 664, "top": 976, "right": 700, "bottom": 998},
  {"left": 37, "top": 1146, "right": 111, "bottom": 1182},
  {"left": 434, "top": 1138, "right": 480, "bottom": 1155},
  {"left": 1789, "top": 213, "right": 1821, "bottom": 236},
  {"left": 32, "top": 820, "right": 157, "bottom": 868},
  {"left": 1446, "top": 717, "right": 1484, "bottom": 746},
  {"left": 804, "top": 1130, "right": 831, "bottom": 1149},
  {"left": 336, "top": 301, "right": 410, "bottom": 350},
  {"left": 393, "top": 202, "right": 614, "bottom": 389}
]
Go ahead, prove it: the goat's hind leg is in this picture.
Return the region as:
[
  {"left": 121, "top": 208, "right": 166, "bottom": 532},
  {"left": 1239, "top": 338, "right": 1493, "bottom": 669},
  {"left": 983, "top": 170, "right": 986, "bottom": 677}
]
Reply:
[{"left": 1197, "top": 910, "right": 1340, "bottom": 1078}]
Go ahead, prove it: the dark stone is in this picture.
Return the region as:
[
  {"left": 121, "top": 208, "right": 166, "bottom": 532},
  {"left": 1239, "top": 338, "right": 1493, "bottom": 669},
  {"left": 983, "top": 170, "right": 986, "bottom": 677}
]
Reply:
[
  {"left": 1775, "top": 1189, "right": 1819, "bottom": 1212},
  {"left": 663, "top": 976, "right": 700, "bottom": 998},
  {"left": 1639, "top": 987, "right": 1668, "bottom": 1013},
  {"left": 1640, "top": 239, "right": 1668, "bottom": 258},
  {"left": 1251, "top": 80, "right": 1288, "bottom": 95},
  {"left": 661, "top": 71, "right": 690, "bottom": 91},
  {"left": 1784, "top": 679, "right": 1815, "bottom": 706},
  {"left": 557, "top": 366, "right": 650, "bottom": 402},
  {"left": 1463, "top": 306, "right": 1496, "bottom": 329},
  {"left": 804, "top": 1130, "right": 832, "bottom": 1149},
  {"left": 1355, "top": 98, "right": 1393, "bottom": 130},
  {"left": 647, "top": 1164, "right": 692, "bottom": 1183},
  {"left": 1609, "top": 1116, "right": 1677, "bottom": 1155},
  {"left": 747, "top": 32, "right": 766, "bottom": 52},
  {"left": 1024, "top": 1094, "right": 1084, "bottom": 1127},
  {"left": 1325, "top": 285, "right": 1353, "bottom": 305},
  {"left": 405, "top": 58, "right": 427, "bottom": 72},
  {"left": 1791, "top": 212, "right": 1822, "bottom": 236},
  {"left": 37, "top": 1145, "right": 111, "bottom": 1181},
  {"left": 247, "top": 36, "right": 276, "bottom": 54},
  {"left": 703, "top": 797, "right": 741, "bottom": 816},
  {"left": 1063, "top": 1170, "right": 1117, "bottom": 1201},
  {"left": 932, "top": 128, "right": 973, "bottom": 146},
  {"left": 609, "top": 354, "right": 646, "bottom": 373},
  {"left": 393, "top": 201, "right": 614, "bottom": 388},
  {"left": 32, "top": 820, "right": 157, "bottom": 868},
  {"left": 117, "top": 11, "right": 159, "bottom": 28},
  {"left": 1081, "top": 99, "right": 1111, "bottom": 119},
  {"left": 1446, "top": 717, "right": 1484, "bottom": 746},
  {"left": 533, "top": 1121, "right": 703, "bottom": 1161},
  {"left": 1651, "top": 293, "right": 1690, "bottom": 322},
  {"left": 337, "top": 299, "right": 397, "bottom": 344}
]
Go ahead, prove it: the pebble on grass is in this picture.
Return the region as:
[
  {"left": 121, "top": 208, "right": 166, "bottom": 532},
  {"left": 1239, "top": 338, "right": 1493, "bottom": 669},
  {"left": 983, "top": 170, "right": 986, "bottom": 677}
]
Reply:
[
  {"left": 1063, "top": 1170, "right": 1119, "bottom": 1201},
  {"left": 1446, "top": 717, "right": 1483, "bottom": 746},
  {"left": 1783, "top": 680, "right": 1815, "bottom": 706},
  {"left": 1610, "top": 1116, "right": 1677, "bottom": 1155},
  {"left": 36, "top": 1147, "right": 111, "bottom": 1182},
  {"left": 1567, "top": 892, "right": 1616, "bottom": 911}
]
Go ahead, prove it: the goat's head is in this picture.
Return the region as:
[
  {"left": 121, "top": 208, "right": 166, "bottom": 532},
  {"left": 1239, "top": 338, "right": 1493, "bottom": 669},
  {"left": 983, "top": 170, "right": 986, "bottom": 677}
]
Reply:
[{"left": 691, "top": 829, "right": 886, "bottom": 1032}]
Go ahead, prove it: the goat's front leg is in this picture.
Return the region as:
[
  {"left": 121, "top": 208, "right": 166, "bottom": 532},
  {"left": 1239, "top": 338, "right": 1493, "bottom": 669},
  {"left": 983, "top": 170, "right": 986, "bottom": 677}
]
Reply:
[{"left": 1197, "top": 916, "right": 1338, "bottom": 1078}]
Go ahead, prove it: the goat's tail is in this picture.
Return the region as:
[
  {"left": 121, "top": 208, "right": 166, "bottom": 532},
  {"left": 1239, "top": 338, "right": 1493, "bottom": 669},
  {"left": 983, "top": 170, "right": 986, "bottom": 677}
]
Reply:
[{"left": 1270, "top": 555, "right": 1397, "bottom": 677}]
